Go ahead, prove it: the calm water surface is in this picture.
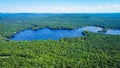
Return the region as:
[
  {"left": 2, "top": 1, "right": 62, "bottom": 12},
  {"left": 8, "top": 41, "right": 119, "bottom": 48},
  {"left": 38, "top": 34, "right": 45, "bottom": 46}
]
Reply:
[{"left": 10, "top": 26, "right": 120, "bottom": 40}]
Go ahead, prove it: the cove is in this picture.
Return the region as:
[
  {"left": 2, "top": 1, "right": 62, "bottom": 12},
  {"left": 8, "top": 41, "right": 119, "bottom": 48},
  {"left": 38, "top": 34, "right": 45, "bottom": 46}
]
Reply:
[{"left": 10, "top": 26, "right": 120, "bottom": 40}]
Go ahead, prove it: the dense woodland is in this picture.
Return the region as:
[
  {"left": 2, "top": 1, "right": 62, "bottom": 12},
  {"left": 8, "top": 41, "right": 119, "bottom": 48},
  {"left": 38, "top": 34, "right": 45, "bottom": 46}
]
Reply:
[
  {"left": 0, "top": 13, "right": 120, "bottom": 68},
  {"left": 0, "top": 13, "right": 120, "bottom": 38}
]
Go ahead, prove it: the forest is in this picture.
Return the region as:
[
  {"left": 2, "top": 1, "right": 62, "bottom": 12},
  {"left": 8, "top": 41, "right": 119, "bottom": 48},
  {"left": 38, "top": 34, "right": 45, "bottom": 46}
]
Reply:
[{"left": 0, "top": 13, "right": 120, "bottom": 68}]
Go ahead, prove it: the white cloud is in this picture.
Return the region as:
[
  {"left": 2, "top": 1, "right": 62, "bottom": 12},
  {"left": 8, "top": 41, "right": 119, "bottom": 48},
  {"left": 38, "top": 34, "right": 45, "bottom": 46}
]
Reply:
[
  {"left": 0, "top": 4, "right": 120, "bottom": 13},
  {"left": 37, "top": 4, "right": 120, "bottom": 13},
  {"left": 47, "top": 4, "right": 120, "bottom": 13}
]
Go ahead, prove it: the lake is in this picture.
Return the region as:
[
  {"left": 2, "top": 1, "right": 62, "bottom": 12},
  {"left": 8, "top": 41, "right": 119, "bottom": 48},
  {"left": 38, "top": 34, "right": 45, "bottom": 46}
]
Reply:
[{"left": 10, "top": 26, "right": 120, "bottom": 40}]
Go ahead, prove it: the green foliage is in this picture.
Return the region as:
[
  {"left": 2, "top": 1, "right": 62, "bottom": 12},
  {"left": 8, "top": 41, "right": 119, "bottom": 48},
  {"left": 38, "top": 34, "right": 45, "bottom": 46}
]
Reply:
[
  {"left": 0, "top": 32, "right": 120, "bottom": 68},
  {"left": 0, "top": 13, "right": 120, "bottom": 38},
  {"left": 0, "top": 13, "right": 120, "bottom": 68}
]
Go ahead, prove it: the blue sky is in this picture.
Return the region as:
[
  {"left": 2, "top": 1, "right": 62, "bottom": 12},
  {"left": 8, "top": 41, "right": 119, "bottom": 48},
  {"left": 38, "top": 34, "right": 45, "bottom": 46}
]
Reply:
[{"left": 0, "top": 0, "right": 120, "bottom": 13}]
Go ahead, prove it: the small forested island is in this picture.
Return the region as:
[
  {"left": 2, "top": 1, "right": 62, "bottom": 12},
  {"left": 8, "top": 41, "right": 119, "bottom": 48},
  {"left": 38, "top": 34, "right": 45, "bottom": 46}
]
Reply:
[{"left": 0, "top": 13, "right": 120, "bottom": 68}]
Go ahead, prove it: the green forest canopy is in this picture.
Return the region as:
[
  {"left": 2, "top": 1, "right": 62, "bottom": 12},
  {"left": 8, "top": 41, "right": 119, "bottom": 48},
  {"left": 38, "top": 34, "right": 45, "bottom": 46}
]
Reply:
[{"left": 0, "top": 13, "right": 120, "bottom": 68}]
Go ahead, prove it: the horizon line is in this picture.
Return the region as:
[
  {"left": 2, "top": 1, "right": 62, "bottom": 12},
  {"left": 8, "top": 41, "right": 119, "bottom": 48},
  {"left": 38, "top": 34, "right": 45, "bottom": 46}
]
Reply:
[{"left": 0, "top": 12, "right": 120, "bottom": 14}]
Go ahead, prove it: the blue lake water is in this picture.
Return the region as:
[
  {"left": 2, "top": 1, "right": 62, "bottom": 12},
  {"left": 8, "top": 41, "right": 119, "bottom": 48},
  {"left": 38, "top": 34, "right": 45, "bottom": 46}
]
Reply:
[
  {"left": 10, "top": 26, "right": 120, "bottom": 40},
  {"left": 106, "top": 29, "right": 120, "bottom": 35}
]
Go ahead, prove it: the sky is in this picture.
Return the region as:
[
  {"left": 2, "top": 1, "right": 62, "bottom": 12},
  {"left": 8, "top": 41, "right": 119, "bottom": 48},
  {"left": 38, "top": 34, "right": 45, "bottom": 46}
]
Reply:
[{"left": 0, "top": 0, "right": 120, "bottom": 13}]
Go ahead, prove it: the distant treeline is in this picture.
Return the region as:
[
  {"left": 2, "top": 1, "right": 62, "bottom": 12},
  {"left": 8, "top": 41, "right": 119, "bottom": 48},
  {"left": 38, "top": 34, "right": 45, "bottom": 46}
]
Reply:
[{"left": 0, "top": 13, "right": 120, "bottom": 38}]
